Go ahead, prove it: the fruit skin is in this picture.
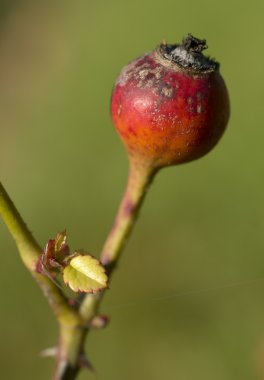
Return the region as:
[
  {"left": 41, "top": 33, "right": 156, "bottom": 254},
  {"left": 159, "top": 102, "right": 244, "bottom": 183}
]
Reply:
[{"left": 111, "top": 36, "right": 230, "bottom": 169}]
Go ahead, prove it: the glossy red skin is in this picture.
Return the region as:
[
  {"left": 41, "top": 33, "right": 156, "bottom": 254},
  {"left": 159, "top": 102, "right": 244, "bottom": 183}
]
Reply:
[{"left": 111, "top": 51, "right": 230, "bottom": 168}]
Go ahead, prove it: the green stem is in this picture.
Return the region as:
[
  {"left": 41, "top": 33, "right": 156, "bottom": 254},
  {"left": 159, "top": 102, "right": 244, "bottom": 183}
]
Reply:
[
  {"left": 100, "top": 158, "right": 155, "bottom": 270},
  {"left": 0, "top": 182, "right": 80, "bottom": 325},
  {"left": 0, "top": 182, "right": 40, "bottom": 270},
  {"left": 53, "top": 325, "right": 87, "bottom": 380},
  {"left": 0, "top": 154, "right": 156, "bottom": 380},
  {"left": 80, "top": 158, "right": 155, "bottom": 320}
]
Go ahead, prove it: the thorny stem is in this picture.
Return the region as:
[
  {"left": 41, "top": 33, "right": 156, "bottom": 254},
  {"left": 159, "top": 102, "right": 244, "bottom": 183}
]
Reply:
[
  {"left": 0, "top": 182, "right": 83, "bottom": 378},
  {"left": 53, "top": 325, "right": 88, "bottom": 380},
  {"left": 0, "top": 157, "right": 156, "bottom": 380}
]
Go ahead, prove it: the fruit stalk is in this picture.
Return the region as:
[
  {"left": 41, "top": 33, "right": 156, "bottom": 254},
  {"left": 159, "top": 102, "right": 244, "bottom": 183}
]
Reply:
[
  {"left": 80, "top": 158, "right": 155, "bottom": 321},
  {"left": 100, "top": 157, "right": 155, "bottom": 272}
]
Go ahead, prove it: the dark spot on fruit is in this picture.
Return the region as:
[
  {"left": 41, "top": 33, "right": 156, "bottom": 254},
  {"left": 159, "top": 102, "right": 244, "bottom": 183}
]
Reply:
[{"left": 161, "top": 86, "right": 174, "bottom": 98}]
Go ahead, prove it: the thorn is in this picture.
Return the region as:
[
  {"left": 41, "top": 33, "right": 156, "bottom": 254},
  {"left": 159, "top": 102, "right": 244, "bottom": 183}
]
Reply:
[
  {"left": 39, "top": 347, "right": 58, "bottom": 358},
  {"left": 79, "top": 352, "right": 95, "bottom": 373},
  {"left": 68, "top": 298, "right": 78, "bottom": 307},
  {"left": 90, "top": 315, "right": 109, "bottom": 329}
]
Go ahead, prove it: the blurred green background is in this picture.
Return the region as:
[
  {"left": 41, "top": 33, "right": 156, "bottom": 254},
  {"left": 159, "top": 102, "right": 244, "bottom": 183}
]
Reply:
[{"left": 0, "top": 1, "right": 264, "bottom": 379}]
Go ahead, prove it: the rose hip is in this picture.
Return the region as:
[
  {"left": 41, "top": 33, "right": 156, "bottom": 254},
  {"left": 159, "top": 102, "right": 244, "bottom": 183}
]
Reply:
[{"left": 111, "top": 34, "right": 230, "bottom": 169}]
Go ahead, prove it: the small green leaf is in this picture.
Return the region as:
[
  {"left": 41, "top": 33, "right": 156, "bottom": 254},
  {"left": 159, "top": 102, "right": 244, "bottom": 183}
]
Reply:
[{"left": 63, "top": 254, "right": 108, "bottom": 293}]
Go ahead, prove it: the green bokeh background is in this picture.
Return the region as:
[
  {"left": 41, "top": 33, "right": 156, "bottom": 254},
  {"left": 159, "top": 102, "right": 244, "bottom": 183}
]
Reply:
[{"left": 0, "top": 1, "right": 264, "bottom": 379}]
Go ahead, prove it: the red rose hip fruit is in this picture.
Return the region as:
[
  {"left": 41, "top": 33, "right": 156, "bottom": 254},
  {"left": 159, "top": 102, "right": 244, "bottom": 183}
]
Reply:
[{"left": 111, "top": 34, "right": 230, "bottom": 169}]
